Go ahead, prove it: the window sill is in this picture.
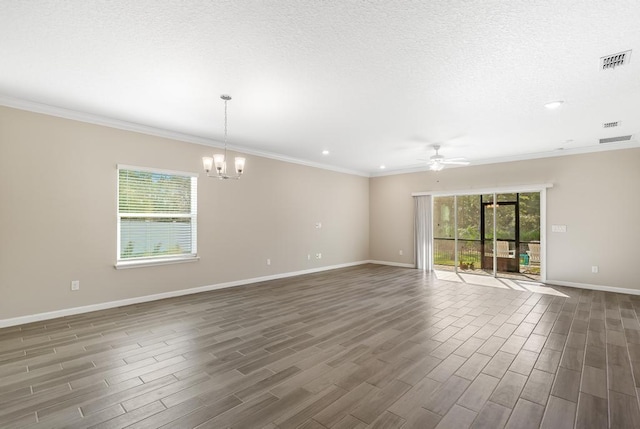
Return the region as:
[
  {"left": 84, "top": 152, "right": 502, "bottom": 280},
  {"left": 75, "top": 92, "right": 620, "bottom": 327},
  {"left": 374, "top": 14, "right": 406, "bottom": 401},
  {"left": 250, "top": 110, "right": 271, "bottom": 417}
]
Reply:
[{"left": 115, "top": 256, "right": 200, "bottom": 270}]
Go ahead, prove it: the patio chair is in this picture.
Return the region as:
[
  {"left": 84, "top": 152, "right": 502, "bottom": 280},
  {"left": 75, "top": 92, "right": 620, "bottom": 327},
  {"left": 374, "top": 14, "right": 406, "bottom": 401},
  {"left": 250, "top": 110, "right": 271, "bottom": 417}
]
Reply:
[
  {"left": 497, "top": 241, "right": 514, "bottom": 258},
  {"left": 527, "top": 242, "right": 540, "bottom": 265}
]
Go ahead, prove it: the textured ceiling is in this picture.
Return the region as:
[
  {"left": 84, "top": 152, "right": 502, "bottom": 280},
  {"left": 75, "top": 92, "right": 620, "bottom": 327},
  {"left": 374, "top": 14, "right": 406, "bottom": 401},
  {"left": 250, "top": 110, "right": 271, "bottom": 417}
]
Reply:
[{"left": 1, "top": 0, "right": 639, "bottom": 175}]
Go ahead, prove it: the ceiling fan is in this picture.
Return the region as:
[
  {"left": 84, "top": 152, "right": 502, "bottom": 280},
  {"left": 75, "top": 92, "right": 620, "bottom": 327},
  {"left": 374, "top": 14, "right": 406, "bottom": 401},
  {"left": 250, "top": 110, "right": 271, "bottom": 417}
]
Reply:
[{"left": 427, "top": 145, "right": 470, "bottom": 171}]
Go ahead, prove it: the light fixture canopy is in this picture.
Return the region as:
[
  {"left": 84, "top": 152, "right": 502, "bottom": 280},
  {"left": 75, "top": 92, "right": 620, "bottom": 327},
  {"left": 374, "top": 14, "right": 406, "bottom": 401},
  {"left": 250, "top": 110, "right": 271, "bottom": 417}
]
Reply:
[{"left": 202, "top": 95, "right": 245, "bottom": 180}]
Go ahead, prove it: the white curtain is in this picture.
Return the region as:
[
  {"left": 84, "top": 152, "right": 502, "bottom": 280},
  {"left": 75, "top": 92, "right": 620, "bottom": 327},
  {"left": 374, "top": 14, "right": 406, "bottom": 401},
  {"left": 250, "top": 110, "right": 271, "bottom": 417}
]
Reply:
[{"left": 414, "top": 195, "right": 433, "bottom": 271}]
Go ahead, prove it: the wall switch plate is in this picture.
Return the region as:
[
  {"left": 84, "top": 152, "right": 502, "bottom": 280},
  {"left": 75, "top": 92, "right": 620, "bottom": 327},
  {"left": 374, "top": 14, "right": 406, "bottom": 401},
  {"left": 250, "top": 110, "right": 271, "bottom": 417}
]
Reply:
[
  {"left": 315, "top": 222, "right": 322, "bottom": 229},
  {"left": 399, "top": 250, "right": 403, "bottom": 255},
  {"left": 316, "top": 253, "right": 322, "bottom": 259},
  {"left": 552, "top": 224, "right": 567, "bottom": 233},
  {"left": 266, "top": 258, "right": 271, "bottom": 266},
  {"left": 592, "top": 266, "right": 599, "bottom": 273},
  {"left": 307, "top": 254, "right": 311, "bottom": 261},
  {"left": 71, "top": 280, "right": 80, "bottom": 291}
]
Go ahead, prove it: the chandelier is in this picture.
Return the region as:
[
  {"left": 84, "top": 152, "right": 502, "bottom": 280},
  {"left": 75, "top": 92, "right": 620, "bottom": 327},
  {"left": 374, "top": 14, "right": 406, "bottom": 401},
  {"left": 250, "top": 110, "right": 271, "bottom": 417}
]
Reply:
[{"left": 202, "top": 95, "right": 246, "bottom": 179}]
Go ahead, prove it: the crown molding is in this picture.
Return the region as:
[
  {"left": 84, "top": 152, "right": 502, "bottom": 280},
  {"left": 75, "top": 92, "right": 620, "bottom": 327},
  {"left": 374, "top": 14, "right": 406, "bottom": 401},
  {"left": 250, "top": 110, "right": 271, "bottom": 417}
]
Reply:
[
  {"left": 469, "top": 140, "right": 640, "bottom": 166},
  {"left": 224, "top": 145, "right": 370, "bottom": 177},
  {"left": 370, "top": 139, "right": 640, "bottom": 177},
  {"left": 4, "top": 94, "right": 637, "bottom": 180},
  {"left": 0, "top": 94, "right": 370, "bottom": 178}
]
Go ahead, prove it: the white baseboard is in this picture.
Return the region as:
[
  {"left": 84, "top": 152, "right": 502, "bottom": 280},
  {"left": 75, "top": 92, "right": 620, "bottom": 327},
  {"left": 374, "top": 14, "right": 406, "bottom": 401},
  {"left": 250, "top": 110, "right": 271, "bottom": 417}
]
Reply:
[
  {"left": 546, "top": 279, "right": 640, "bottom": 296},
  {"left": 7, "top": 263, "right": 636, "bottom": 329},
  {"left": 368, "top": 260, "right": 415, "bottom": 268},
  {"left": 0, "top": 260, "right": 371, "bottom": 328}
]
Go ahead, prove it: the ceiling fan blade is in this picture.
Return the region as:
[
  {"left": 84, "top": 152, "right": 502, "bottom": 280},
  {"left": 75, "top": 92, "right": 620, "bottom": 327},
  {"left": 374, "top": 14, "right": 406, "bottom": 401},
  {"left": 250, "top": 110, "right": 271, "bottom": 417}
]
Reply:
[
  {"left": 441, "top": 160, "right": 470, "bottom": 165},
  {"left": 442, "top": 157, "right": 467, "bottom": 161}
]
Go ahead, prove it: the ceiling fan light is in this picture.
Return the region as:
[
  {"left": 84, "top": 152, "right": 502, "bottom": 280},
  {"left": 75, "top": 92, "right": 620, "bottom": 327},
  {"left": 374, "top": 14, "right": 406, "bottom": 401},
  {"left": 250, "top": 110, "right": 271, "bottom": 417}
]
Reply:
[{"left": 430, "top": 162, "right": 444, "bottom": 171}]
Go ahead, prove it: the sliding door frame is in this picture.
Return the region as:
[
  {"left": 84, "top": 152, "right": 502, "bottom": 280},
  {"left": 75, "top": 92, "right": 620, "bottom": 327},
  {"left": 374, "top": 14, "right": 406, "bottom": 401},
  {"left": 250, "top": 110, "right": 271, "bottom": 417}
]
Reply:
[{"left": 412, "top": 183, "right": 551, "bottom": 283}]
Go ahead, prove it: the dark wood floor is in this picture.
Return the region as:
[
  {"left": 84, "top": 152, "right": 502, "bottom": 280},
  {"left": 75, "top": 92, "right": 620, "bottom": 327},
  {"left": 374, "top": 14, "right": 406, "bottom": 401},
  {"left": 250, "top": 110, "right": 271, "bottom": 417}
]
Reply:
[{"left": 1, "top": 264, "right": 640, "bottom": 428}]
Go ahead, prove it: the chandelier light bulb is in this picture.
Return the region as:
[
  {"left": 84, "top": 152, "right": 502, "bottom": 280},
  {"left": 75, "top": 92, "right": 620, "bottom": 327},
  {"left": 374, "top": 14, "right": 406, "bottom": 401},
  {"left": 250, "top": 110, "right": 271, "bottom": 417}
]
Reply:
[
  {"left": 235, "top": 157, "right": 246, "bottom": 174},
  {"left": 202, "top": 157, "right": 214, "bottom": 173}
]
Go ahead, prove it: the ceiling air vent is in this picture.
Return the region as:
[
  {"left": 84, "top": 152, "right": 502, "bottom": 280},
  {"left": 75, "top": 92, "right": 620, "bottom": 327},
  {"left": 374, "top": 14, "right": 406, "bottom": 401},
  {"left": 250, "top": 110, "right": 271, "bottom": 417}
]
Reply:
[
  {"left": 600, "top": 50, "right": 631, "bottom": 70},
  {"left": 599, "top": 135, "right": 632, "bottom": 144},
  {"left": 603, "top": 121, "right": 620, "bottom": 128}
]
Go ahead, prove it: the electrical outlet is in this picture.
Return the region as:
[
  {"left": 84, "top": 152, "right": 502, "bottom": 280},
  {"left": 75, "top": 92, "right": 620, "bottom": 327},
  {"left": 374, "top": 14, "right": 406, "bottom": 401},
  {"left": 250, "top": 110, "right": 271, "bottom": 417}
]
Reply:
[
  {"left": 307, "top": 254, "right": 311, "bottom": 261},
  {"left": 592, "top": 266, "right": 599, "bottom": 273},
  {"left": 399, "top": 250, "right": 403, "bottom": 256},
  {"left": 266, "top": 258, "right": 271, "bottom": 266},
  {"left": 315, "top": 222, "right": 322, "bottom": 229},
  {"left": 71, "top": 280, "right": 80, "bottom": 291},
  {"left": 552, "top": 224, "right": 567, "bottom": 233}
]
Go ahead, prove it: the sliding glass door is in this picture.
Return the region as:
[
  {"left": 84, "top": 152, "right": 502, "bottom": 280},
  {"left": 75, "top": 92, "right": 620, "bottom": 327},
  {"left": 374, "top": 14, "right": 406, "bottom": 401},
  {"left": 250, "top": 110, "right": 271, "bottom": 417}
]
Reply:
[{"left": 433, "top": 191, "right": 541, "bottom": 280}]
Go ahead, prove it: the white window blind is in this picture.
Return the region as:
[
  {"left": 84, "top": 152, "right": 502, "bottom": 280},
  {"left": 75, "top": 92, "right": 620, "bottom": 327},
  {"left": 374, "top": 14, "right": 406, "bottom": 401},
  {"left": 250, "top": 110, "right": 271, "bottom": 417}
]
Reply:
[{"left": 117, "top": 165, "right": 197, "bottom": 267}]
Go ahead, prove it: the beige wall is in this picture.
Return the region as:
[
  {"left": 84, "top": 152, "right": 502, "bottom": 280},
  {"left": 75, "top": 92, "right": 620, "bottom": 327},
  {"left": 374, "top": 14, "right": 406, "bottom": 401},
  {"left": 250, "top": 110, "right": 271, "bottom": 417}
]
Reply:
[
  {"left": 0, "top": 107, "right": 370, "bottom": 319},
  {"left": 2, "top": 104, "right": 638, "bottom": 321},
  {"left": 370, "top": 148, "right": 640, "bottom": 291}
]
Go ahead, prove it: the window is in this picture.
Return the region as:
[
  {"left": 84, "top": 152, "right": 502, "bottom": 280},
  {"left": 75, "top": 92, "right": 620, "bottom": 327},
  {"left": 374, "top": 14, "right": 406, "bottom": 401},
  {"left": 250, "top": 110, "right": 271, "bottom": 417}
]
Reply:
[{"left": 116, "top": 165, "right": 198, "bottom": 268}]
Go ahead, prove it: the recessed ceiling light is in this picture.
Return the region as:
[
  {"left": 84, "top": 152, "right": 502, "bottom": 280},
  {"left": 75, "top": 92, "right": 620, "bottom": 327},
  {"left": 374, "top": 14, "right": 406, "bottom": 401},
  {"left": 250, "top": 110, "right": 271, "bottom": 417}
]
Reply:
[
  {"left": 544, "top": 100, "right": 564, "bottom": 110},
  {"left": 322, "top": 150, "right": 330, "bottom": 155},
  {"left": 379, "top": 165, "right": 386, "bottom": 169}
]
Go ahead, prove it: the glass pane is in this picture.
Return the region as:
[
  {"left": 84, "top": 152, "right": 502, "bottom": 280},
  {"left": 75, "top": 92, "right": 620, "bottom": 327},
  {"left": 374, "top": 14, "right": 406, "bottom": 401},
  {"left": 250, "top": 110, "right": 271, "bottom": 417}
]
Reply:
[
  {"left": 457, "top": 195, "right": 481, "bottom": 272},
  {"left": 519, "top": 192, "right": 541, "bottom": 277},
  {"left": 497, "top": 193, "right": 517, "bottom": 202},
  {"left": 433, "top": 196, "right": 455, "bottom": 239},
  {"left": 483, "top": 203, "right": 494, "bottom": 272},
  {"left": 457, "top": 239, "right": 481, "bottom": 271},
  {"left": 519, "top": 192, "right": 541, "bottom": 242},
  {"left": 119, "top": 170, "right": 192, "bottom": 214},
  {"left": 496, "top": 204, "right": 516, "bottom": 240},
  {"left": 484, "top": 204, "right": 494, "bottom": 241},
  {"left": 433, "top": 196, "right": 455, "bottom": 267},
  {"left": 457, "top": 195, "right": 480, "bottom": 240},
  {"left": 120, "top": 218, "right": 192, "bottom": 259}
]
